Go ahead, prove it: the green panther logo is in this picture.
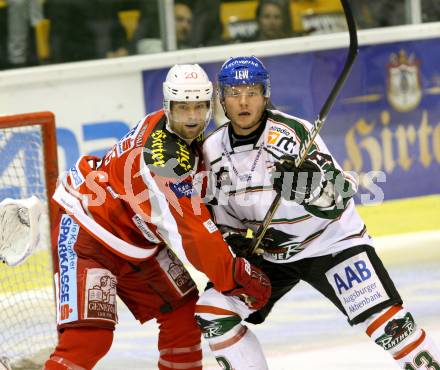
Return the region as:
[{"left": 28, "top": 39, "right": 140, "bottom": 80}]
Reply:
[{"left": 216, "top": 356, "right": 233, "bottom": 370}]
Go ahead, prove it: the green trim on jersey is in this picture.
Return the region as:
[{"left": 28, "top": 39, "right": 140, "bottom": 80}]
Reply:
[
  {"left": 305, "top": 165, "right": 355, "bottom": 219},
  {"left": 266, "top": 110, "right": 355, "bottom": 219},
  {"left": 271, "top": 214, "right": 312, "bottom": 224},
  {"left": 267, "top": 110, "right": 318, "bottom": 155}
]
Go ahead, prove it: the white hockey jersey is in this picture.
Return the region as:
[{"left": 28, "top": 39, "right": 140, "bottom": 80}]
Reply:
[{"left": 203, "top": 109, "right": 372, "bottom": 264}]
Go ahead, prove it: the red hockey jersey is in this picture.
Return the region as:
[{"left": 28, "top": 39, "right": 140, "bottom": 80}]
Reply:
[{"left": 53, "top": 110, "right": 236, "bottom": 292}]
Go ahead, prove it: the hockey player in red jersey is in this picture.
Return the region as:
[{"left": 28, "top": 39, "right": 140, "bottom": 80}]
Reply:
[
  {"left": 44, "top": 64, "right": 271, "bottom": 370},
  {"left": 196, "top": 56, "right": 440, "bottom": 369}
]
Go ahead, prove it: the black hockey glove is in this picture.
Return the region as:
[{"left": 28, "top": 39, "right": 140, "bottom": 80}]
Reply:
[
  {"left": 225, "top": 233, "right": 269, "bottom": 258},
  {"left": 271, "top": 155, "right": 326, "bottom": 205},
  {"left": 225, "top": 233, "right": 253, "bottom": 257}
]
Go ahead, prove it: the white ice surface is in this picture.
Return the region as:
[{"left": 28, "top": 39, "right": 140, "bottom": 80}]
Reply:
[{"left": 95, "top": 231, "right": 440, "bottom": 369}]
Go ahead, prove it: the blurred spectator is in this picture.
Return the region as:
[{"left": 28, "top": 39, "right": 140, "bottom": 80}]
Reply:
[
  {"left": 8, "top": 0, "right": 43, "bottom": 67},
  {"left": 45, "top": 0, "right": 129, "bottom": 63},
  {"left": 45, "top": 0, "right": 93, "bottom": 62},
  {"left": 106, "top": 0, "right": 143, "bottom": 58},
  {"left": 0, "top": 0, "right": 45, "bottom": 69},
  {"left": 351, "top": 1, "right": 405, "bottom": 29},
  {"left": 188, "top": 0, "right": 222, "bottom": 47},
  {"left": 421, "top": 0, "right": 440, "bottom": 22},
  {"left": 130, "top": 0, "right": 161, "bottom": 54},
  {"left": 133, "top": 0, "right": 193, "bottom": 52},
  {"left": 174, "top": 0, "right": 192, "bottom": 49},
  {"left": 352, "top": 0, "right": 440, "bottom": 29},
  {"left": 134, "top": 0, "right": 221, "bottom": 53},
  {"left": 240, "top": 0, "right": 295, "bottom": 42}
]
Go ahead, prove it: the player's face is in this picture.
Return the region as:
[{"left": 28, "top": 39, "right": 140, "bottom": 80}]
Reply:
[
  {"left": 223, "top": 84, "right": 267, "bottom": 135},
  {"left": 169, "top": 101, "right": 210, "bottom": 141}
]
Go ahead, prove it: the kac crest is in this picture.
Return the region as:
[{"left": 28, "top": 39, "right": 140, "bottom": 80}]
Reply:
[{"left": 387, "top": 50, "right": 422, "bottom": 112}]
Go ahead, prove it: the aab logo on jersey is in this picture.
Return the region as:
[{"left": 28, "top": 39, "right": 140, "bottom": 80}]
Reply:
[
  {"left": 267, "top": 125, "right": 296, "bottom": 154},
  {"left": 332, "top": 258, "right": 372, "bottom": 294},
  {"left": 57, "top": 214, "right": 80, "bottom": 324},
  {"left": 325, "top": 252, "right": 389, "bottom": 320}
]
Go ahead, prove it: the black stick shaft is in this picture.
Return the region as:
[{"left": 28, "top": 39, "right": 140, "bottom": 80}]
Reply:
[{"left": 250, "top": 0, "right": 359, "bottom": 253}]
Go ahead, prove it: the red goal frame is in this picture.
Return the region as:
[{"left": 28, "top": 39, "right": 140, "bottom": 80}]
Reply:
[{"left": 0, "top": 111, "right": 59, "bottom": 224}]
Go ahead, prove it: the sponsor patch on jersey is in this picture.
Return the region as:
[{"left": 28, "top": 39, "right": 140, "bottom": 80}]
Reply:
[
  {"left": 132, "top": 214, "right": 161, "bottom": 243},
  {"left": 116, "top": 120, "right": 144, "bottom": 157},
  {"left": 149, "top": 129, "right": 167, "bottom": 167},
  {"left": 69, "top": 164, "right": 85, "bottom": 189},
  {"left": 169, "top": 181, "right": 194, "bottom": 198},
  {"left": 84, "top": 268, "right": 117, "bottom": 323},
  {"left": 135, "top": 125, "right": 148, "bottom": 148},
  {"left": 57, "top": 214, "right": 80, "bottom": 324},
  {"left": 203, "top": 219, "right": 218, "bottom": 233},
  {"left": 156, "top": 248, "right": 195, "bottom": 296},
  {"left": 117, "top": 137, "right": 134, "bottom": 156},
  {"left": 325, "top": 252, "right": 389, "bottom": 320},
  {"left": 267, "top": 125, "right": 297, "bottom": 155},
  {"left": 176, "top": 138, "right": 193, "bottom": 172}
]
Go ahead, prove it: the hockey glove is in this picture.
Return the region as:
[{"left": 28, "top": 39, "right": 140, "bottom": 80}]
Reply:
[
  {"left": 223, "top": 257, "right": 271, "bottom": 310},
  {"left": 271, "top": 155, "right": 326, "bottom": 205},
  {"left": 225, "top": 233, "right": 253, "bottom": 257},
  {"left": 225, "top": 233, "right": 268, "bottom": 257}
]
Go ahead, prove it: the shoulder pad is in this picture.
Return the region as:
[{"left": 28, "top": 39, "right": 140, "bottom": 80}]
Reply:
[
  {"left": 203, "top": 122, "right": 228, "bottom": 144},
  {"left": 143, "top": 126, "right": 197, "bottom": 178}
]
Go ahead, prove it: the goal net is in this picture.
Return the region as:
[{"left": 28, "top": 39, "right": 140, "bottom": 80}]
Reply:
[{"left": 0, "top": 112, "right": 58, "bottom": 369}]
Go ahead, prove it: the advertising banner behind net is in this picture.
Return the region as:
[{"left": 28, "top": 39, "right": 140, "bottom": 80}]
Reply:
[{"left": 142, "top": 38, "right": 440, "bottom": 202}]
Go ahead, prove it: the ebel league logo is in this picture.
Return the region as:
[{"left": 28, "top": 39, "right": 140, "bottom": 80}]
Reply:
[
  {"left": 69, "top": 164, "right": 84, "bottom": 189},
  {"left": 169, "top": 181, "right": 194, "bottom": 198}
]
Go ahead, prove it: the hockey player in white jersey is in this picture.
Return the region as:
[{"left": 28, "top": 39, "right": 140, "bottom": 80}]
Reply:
[{"left": 195, "top": 56, "right": 440, "bottom": 369}]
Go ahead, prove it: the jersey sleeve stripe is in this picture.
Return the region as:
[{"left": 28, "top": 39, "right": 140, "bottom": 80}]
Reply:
[
  {"left": 53, "top": 180, "right": 158, "bottom": 260},
  {"left": 337, "top": 225, "right": 368, "bottom": 242},
  {"left": 366, "top": 304, "right": 403, "bottom": 337},
  {"left": 209, "top": 326, "right": 248, "bottom": 351},
  {"left": 271, "top": 215, "right": 313, "bottom": 224},
  {"left": 139, "top": 156, "right": 192, "bottom": 267}
]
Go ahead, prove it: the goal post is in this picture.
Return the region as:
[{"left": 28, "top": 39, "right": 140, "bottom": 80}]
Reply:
[{"left": 0, "top": 112, "right": 59, "bottom": 368}]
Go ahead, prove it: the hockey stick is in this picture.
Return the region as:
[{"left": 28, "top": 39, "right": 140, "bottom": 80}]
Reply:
[{"left": 249, "top": 0, "right": 359, "bottom": 254}]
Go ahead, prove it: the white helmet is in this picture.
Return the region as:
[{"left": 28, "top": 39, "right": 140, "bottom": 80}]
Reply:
[{"left": 163, "top": 64, "right": 213, "bottom": 127}]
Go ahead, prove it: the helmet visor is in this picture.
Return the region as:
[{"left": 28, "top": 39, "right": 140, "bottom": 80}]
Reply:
[
  {"left": 169, "top": 101, "right": 211, "bottom": 140},
  {"left": 222, "top": 84, "right": 265, "bottom": 98}
]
